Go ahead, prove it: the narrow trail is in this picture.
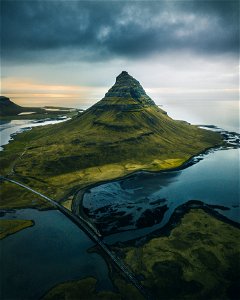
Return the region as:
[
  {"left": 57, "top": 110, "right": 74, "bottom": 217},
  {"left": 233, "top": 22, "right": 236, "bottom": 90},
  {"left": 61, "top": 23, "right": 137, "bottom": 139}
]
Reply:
[{"left": 0, "top": 176, "right": 152, "bottom": 300}]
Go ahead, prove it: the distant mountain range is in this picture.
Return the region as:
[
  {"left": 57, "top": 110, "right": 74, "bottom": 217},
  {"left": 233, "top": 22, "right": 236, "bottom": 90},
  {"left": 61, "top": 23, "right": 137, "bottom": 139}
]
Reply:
[{"left": 0, "top": 71, "right": 222, "bottom": 202}]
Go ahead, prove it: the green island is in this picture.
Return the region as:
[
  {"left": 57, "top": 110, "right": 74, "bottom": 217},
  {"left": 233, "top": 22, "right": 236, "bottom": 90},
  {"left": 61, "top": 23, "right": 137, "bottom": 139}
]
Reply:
[
  {"left": 118, "top": 208, "right": 240, "bottom": 299},
  {"left": 0, "top": 72, "right": 222, "bottom": 210},
  {"left": 0, "top": 219, "right": 34, "bottom": 239}
]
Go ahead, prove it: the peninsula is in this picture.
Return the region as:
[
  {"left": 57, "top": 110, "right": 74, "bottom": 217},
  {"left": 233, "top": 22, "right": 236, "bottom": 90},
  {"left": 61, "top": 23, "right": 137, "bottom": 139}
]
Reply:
[{"left": 0, "top": 71, "right": 222, "bottom": 210}]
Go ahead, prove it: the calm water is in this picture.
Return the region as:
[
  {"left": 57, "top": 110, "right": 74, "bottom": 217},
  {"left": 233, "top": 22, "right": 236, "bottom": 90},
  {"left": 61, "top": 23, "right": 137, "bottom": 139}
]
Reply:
[
  {"left": 0, "top": 118, "right": 69, "bottom": 150},
  {"left": 83, "top": 148, "right": 240, "bottom": 243},
  {"left": 0, "top": 209, "right": 112, "bottom": 300},
  {"left": 0, "top": 100, "right": 239, "bottom": 298},
  {"left": 159, "top": 100, "right": 239, "bottom": 133}
]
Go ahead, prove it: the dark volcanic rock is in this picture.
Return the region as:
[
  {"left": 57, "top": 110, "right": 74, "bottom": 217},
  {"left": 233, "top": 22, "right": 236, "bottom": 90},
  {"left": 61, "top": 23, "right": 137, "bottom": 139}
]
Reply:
[
  {"left": 136, "top": 205, "right": 169, "bottom": 228},
  {"left": 97, "top": 71, "right": 156, "bottom": 107}
]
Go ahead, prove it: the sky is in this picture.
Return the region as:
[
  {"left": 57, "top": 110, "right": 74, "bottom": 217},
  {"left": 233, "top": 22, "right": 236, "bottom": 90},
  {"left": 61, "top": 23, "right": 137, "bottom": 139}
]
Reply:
[{"left": 1, "top": 0, "right": 239, "bottom": 108}]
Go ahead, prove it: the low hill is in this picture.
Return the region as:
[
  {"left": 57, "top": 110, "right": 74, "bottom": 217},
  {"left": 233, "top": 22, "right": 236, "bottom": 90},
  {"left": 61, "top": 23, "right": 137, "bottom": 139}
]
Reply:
[
  {"left": 0, "top": 96, "right": 78, "bottom": 119},
  {"left": 0, "top": 96, "right": 45, "bottom": 116},
  {"left": 0, "top": 96, "right": 25, "bottom": 116},
  {"left": 0, "top": 71, "right": 222, "bottom": 206}
]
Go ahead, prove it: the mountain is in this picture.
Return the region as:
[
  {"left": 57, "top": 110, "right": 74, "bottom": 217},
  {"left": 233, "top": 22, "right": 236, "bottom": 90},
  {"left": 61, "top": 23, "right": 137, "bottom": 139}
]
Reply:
[
  {"left": 0, "top": 96, "right": 24, "bottom": 116},
  {"left": 0, "top": 72, "right": 222, "bottom": 203},
  {"left": 0, "top": 96, "right": 45, "bottom": 116}
]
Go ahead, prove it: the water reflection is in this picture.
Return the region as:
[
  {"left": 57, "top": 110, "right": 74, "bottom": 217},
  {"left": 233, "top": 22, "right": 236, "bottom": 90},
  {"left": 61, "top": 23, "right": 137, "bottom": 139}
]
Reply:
[{"left": 0, "top": 209, "right": 113, "bottom": 300}]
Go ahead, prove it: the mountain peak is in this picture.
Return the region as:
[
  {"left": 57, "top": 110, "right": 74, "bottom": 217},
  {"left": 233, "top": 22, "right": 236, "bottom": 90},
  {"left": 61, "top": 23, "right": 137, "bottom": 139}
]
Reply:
[
  {"left": 102, "top": 71, "right": 156, "bottom": 107},
  {"left": 0, "top": 95, "right": 23, "bottom": 116},
  {"left": 116, "top": 70, "right": 130, "bottom": 80},
  {"left": 0, "top": 96, "right": 11, "bottom": 102}
]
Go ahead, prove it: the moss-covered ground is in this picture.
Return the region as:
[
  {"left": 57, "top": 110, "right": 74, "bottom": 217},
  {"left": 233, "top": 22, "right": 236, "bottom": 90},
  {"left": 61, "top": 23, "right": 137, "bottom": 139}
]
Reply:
[
  {"left": 43, "top": 275, "right": 144, "bottom": 300},
  {"left": 43, "top": 277, "right": 143, "bottom": 300},
  {"left": 121, "top": 209, "right": 240, "bottom": 299},
  {"left": 0, "top": 103, "right": 222, "bottom": 210},
  {"left": 0, "top": 219, "right": 34, "bottom": 239},
  {"left": 43, "top": 277, "right": 120, "bottom": 300},
  {"left": 42, "top": 208, "right": 240, "bottom": 300},
  {"left": 0, "top": 181, "right": 51, "bottom": 210}
]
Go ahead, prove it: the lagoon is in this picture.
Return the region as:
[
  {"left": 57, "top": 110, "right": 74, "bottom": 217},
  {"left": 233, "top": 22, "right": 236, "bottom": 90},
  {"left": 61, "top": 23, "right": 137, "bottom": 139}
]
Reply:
[{"left": 0, "top": 208, "right": 112, "bottom": 300}]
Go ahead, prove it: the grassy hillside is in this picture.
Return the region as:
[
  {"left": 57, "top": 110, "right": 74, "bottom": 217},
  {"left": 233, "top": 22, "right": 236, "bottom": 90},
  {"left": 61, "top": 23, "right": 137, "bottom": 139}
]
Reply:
[{"left": 0, "top": 72, "right": 222, "bottom": 208}]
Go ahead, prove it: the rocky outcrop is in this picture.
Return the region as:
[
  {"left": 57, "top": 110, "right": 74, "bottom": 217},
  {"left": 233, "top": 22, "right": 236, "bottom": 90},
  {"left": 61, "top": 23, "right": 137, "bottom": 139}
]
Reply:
[{"left": 95, "top": 71, "right": 156, "bottom": 109}]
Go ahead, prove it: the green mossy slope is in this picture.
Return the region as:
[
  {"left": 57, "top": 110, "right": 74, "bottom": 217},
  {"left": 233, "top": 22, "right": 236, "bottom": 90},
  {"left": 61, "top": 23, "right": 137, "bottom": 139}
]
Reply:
[{"left": 0, "top": 72, "right": 222, "bottom": 208}]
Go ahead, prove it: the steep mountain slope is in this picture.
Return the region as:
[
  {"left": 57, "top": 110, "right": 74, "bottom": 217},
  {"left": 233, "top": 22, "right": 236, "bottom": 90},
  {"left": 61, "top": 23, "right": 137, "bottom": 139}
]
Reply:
[
  {"left": 0, "top": 96, "right": 45, "bottom": 116},
  {"left": 0, "top": 96, "right": 24, "bottom": 116},
  {"left": 0, "top": 72, "right": 222, "bottom": 205}
]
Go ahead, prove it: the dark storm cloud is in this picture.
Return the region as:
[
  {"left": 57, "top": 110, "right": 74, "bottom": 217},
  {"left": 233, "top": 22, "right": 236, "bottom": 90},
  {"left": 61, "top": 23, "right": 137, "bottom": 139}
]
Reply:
[{"left": 1, "top": 0, "right": 239, "bottom": 63}]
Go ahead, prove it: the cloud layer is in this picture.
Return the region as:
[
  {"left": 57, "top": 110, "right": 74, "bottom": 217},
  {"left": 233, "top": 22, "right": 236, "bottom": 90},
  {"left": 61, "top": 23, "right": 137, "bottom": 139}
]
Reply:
[{"left": 1, "top": 0, "right": 239, "bottom": 63}]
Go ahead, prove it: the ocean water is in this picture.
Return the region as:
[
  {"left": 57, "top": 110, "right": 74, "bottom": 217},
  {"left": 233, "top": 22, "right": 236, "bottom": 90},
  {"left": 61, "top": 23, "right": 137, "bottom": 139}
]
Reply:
[{"left": 159, "top": 100, "right": 239, "bottom": 133}]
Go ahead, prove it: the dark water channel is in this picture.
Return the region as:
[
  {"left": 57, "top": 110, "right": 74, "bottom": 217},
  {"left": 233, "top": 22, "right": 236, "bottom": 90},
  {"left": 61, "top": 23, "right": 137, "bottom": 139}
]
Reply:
[{"left": 83, "top": 147, "right": 239, "bottom": 244}]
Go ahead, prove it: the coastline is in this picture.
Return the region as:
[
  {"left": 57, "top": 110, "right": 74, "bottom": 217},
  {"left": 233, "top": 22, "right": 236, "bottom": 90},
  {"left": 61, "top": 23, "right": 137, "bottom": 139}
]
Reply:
[
  {"left": 71, "top": 125, "right": 239, "bottom": 219},
  {"left": 71, "top": 140, "right": 224, "bottom": 216},
  {"left": 2, "top": 123, "right": 238, "bottom": 213},
  {"left": 113, "top": 200, "right": 240, "bottom": 248}
]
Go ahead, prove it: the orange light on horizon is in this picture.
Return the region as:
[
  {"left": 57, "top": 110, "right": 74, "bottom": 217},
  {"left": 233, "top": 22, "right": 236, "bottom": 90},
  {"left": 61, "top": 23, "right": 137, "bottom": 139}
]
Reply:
[{"left": 1, "top": 77, "right": 107, "bottom": 107}]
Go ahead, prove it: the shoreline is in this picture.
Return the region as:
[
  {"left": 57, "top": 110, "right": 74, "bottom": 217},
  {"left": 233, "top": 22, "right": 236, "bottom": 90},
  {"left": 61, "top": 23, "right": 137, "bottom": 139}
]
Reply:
[
  {"left": 112, "top": 200, "right": 240, "bottom": 248},
  {"left": 71, "top": 141, "right": 224, "bottom": 215},
  {"left": 1, "top": 124, "right": 238, "bottom": 214},
  {"left": 71, "top": 126, "right": 239, "bottom": 221}
]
